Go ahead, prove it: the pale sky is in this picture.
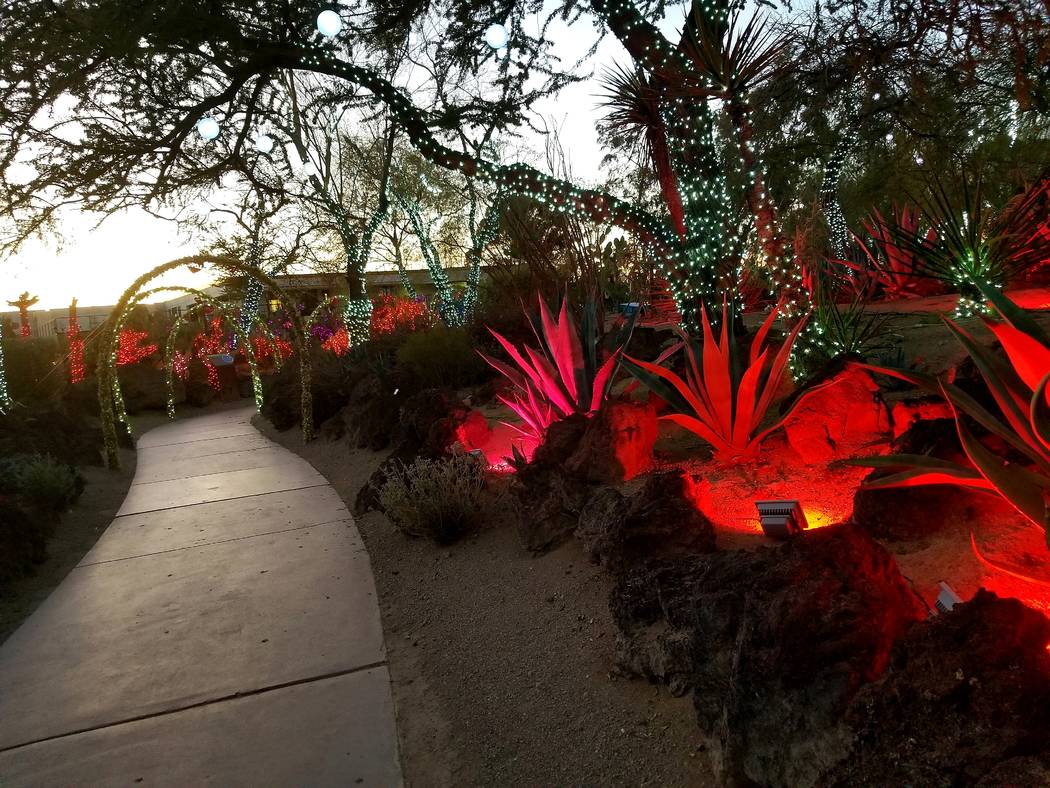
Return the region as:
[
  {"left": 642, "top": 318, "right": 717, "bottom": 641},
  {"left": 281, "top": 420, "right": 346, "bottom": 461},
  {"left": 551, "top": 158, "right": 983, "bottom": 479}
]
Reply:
[{"left": 1, "top": 4, "right": 686, "bottom": 311}]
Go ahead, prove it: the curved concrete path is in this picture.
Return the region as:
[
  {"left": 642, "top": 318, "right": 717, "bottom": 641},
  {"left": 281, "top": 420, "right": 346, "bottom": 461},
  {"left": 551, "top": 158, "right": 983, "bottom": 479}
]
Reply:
[{"left": 0, "top": 406, "right": 402, "bottom": 786}]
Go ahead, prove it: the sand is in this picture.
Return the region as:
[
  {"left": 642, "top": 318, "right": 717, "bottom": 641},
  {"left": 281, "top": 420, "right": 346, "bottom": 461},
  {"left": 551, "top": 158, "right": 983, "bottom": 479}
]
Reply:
[{"left": 256, "top": 417, "right": 717, "bottom": 787}]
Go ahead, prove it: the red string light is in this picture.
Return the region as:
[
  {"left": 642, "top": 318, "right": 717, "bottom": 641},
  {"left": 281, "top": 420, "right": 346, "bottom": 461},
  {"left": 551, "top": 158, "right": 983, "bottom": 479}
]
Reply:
[{"left": 116, "top": 329, "right": 158, "bottom": 366}]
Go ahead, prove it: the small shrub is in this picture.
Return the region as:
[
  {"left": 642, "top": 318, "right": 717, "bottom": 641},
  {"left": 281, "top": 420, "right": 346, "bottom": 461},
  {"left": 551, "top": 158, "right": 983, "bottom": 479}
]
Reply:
[
  {"left": 395, "top": 326, "right": 489, "bottom": 389},
  {"left": 0, "top": 454, "right": 83, "bottom": 513},
  {"left": 0, "top": 499, "right": 49, "bottom": 590},
  {"left": 378, "top": 452, "right": 489, "bottom": 544}
]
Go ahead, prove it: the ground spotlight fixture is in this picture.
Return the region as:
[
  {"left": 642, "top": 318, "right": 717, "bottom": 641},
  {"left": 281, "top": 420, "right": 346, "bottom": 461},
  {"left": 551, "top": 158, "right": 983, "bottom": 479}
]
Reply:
[
  {"left": 755, "top": 500, "right": 808, "bottom": 539},
  {"left": 934, "top": 581, "right": 962, "bottom": 614}
]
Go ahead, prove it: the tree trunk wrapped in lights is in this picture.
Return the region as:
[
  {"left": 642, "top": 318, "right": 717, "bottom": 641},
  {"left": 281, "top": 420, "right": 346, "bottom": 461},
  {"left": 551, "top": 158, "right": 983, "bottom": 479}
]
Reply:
[
  {"left": 68, "top": 298, "right": 85, "bottom": 384},
  {"left": 0, "top": 319, "right": 10, "bottom": 412}
]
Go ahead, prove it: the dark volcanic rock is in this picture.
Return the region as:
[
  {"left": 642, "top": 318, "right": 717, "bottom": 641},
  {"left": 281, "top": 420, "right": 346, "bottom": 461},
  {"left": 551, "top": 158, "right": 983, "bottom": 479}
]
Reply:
[
  {"left": 510, "top": 416, "right": 593, "bottom": 553},
  {"left": 829, "top": 590, "right": 1050, "bottom": 788},
  {"left": 782, "top": 365, "right": 890, "bottom": 464},
  {"left": 576, "top": 469, "right": 715, "bottom": 572},
  {"left": 611, "top": 525, "right": 926, "bottom": 787}
]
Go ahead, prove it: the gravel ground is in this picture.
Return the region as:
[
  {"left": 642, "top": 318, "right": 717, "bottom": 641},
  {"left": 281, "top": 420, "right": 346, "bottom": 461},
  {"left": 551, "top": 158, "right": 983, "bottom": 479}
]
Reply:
[{"left": 256, "top": 418, "right": 715, "bottom": 787}]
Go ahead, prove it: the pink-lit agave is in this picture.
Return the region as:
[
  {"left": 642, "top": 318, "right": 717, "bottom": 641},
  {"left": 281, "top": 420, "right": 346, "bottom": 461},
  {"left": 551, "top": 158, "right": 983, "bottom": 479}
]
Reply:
[
  {"left": 623, "top": 303, "right": 812, "bottom": 462},
  {"left": 479, "top": 294, "right": 631, "bottom": 442}
]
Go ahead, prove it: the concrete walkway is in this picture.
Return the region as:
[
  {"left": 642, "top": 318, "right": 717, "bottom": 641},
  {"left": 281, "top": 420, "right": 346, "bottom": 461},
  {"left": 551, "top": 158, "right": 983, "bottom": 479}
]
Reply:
[{"left": 0, "top": 407, "right": 402, "bottom": 786}]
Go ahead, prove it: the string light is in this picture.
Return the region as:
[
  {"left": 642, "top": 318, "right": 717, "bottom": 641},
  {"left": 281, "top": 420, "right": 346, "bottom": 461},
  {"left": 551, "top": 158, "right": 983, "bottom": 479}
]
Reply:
[
  {"left": 0, "top": 319, "right": 10, "bottom": 412},
  {"left": 116, "top": 329, "right": 157, "bottom": 366},
  {"left": 68, "top": 298, "right": 85, "bottom": 384}
]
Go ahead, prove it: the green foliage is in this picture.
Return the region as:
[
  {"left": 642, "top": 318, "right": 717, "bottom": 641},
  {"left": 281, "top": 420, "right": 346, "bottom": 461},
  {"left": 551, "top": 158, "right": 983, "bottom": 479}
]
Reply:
[
  {"left": 893, "top": 175, "right": 1050, "bottom": 309},
  {"left": 378, "top": 451, "right": 489, "bottom": 544},
  {"left": 395, "top": 326, "right": 489, "bottom": 389},
  {"left": 1, "top": 336, "right": 64, "bottom": 401},
  {"left": 0, "top": 454, "right": 84, "bottom": 513}
]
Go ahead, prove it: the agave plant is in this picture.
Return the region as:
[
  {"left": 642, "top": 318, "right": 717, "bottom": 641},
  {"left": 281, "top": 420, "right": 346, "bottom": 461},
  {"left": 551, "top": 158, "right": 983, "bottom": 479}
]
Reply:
[
  {"left": 479, "top": 294, "right": 634, "bottom": 442},
  {"left": 622, "top": 304, "right": 811, "bottom": 462},
  {"left": 892, "top": 175, "right": 1050, "bottom": 315},
  {"left": 838, "top": 205, "right": 941, "bottom": 299},
  {"left": 852, "top": 286, "right": 1050, "bottom": 547}
]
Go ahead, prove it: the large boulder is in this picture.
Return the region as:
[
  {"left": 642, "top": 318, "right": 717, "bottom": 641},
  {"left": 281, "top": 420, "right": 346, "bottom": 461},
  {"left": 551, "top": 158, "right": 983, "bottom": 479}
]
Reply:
[
  {"left": 611, "top": 525, "right": 926, "bottom": 787},
  {"left": 576, "top": 469, "right": 715, "bottom": 572},
  {"left": 509, "top": 416, "right": 593, "bottom": 552},
  {"left": 783, "top": 366, "right": 890, "bottom": 464},
  {"left": 564, "top": 400, "right": 658, "bottom": 484},
  {"left": 830, "top": 590, "right": 1050, "bottom": 787}
]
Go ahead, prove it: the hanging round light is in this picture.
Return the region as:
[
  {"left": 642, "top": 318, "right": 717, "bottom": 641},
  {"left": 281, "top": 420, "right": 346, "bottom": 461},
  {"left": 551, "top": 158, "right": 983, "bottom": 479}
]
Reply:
[
  {"left": 196, "top": 117, "right": 220, "bottom": 141},
  {"left": 317, "top": 9, "right": 342, "bottom": 37},
  {"left": 915, "top": 155, "right": 924, "bottom": 166},
  {"left": 483, "top": 22, "right": 508, "bottom": 49},
  {"left": 255, "top": 133, "right": 274, "bottom": 154}
]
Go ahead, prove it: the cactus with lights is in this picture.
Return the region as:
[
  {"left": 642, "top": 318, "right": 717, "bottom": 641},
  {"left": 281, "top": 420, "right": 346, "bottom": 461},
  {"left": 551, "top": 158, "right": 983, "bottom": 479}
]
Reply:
[{"left": 0, "top": 319, "right": 10, "bottom": 412}]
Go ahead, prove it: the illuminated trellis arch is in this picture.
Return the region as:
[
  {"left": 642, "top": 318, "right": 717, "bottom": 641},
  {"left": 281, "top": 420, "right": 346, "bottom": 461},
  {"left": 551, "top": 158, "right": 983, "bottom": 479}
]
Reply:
[
  {"left": 106, "top": 285, "right": 255, "bottom": 428},
  {"left": 98, "top": 255, "right": 313, "bottom": 468},
  {"left": 160, "top": 291, "right": 268, "bottom": 420}
]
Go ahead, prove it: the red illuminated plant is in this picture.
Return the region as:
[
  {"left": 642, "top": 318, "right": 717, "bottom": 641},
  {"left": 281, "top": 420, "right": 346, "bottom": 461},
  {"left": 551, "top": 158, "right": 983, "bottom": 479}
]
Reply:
[
  {"left": 480, "top": 294, "right": 633, "bottom": 442},
  {"left": 623, "top": 304, "right": 811, "bottom": 462},
  {"left": 838, "top": 205, "right": 941, "bottom": 299},
  {"left": 852, "top": 287, "right": 1050, "bottom": 547}
]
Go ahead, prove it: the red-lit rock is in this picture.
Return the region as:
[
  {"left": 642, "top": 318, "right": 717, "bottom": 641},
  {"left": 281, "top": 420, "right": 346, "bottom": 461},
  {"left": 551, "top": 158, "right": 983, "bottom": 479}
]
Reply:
[
  {"left": 611, "top": 525, "right": 925, "bottom": 786},
  {"left": 831, "top": 590, "right": 1050, "bottom": 786},
  {"left": 783, "top": 367, "right": 890, "bottom": 464},
  {"left": 565, "top": 400, "right": 658, "bottom": 483},
  {"left": 454, "top": 410, "right": 492, "bottom": 452},
  {"left": 889, "top": 395, "right": 955, "bottom": 439}
]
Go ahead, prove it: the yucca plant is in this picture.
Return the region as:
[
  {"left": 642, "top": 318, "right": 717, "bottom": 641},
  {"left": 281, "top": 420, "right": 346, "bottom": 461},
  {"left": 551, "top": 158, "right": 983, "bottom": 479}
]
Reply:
[
  {"left": 839, "top": 205, "right": 941, "bottom": 299},
  {"left": 622, "top": 303, "right": 811, "bottom": 462},
  {"left": 892, "top": 175, "right": 1050, "bottom": 315},
  {"left": 852, "top": 286, "right": 1050, "bottom": 547},
  {"left": 479, "top": 294, "right": 635, "bottom": 442}
]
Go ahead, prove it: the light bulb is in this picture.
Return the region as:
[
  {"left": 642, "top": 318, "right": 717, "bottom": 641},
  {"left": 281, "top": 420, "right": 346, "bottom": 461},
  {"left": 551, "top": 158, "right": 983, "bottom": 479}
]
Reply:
[
  {"left": 483, "top": 23, "right": 509, "bottom": 49},
  {"left": 317, "top": 9, "right": 342, "bottom": 37},
  {"left": 255, "top": 134, "right": 274, "bottom": 154},
  {"left": 196, "top": 117, "right": 220, "bottom": 141}
]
